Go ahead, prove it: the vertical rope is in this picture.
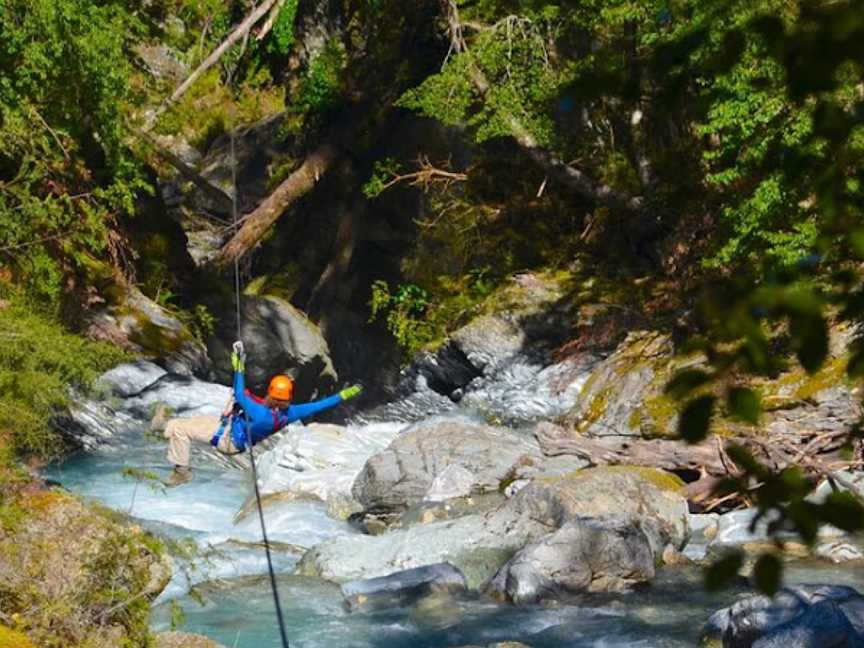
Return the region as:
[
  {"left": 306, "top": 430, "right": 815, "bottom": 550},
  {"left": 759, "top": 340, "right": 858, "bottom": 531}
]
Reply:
[{"left": 231, "top": 127, "right": 291, "bottom": 648}]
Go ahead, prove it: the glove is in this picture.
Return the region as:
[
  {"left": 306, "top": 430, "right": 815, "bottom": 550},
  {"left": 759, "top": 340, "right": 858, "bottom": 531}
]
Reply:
[
  {"left": 231, "top": 340, "right": 246, "bottom": 372},
  {"left": 339, "top": 384, "right": 363, "bottom": 401}
]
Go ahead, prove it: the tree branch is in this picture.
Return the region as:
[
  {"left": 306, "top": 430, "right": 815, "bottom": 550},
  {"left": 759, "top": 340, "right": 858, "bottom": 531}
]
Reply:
[
  {"left": 441, "top": 0, "right": 644, "bottom": 212},
  {"left": 145, "top": 0, "right": 280, "bottom": 130}
]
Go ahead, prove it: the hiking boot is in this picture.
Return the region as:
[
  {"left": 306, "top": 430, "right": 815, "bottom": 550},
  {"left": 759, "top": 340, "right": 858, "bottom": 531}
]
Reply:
[
  {"left": 149, "top": 403, "right": 171, "bottom": 434},
  {"left": 164, "top": 465, "right": 193, "bottom": 488}
]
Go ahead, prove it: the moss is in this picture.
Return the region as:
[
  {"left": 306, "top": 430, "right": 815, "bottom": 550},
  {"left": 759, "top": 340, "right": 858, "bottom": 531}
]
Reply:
[
  {"left": 544, "top": 465, "right": 686, "bottom": 493},
  {"left": 0, "top": 625, "right": 36, "bottom": 648},
  {"left": 758, "top": 354, "right": 851, "bottom": 409},
  {"left": 579, "top": 386, "right": 613, "bottom": 432}
]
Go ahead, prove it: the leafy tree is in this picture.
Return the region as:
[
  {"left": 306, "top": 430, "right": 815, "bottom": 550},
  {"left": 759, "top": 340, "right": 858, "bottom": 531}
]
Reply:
[{"left": 0, "top": 0, "right": 146, "bottom": 307}]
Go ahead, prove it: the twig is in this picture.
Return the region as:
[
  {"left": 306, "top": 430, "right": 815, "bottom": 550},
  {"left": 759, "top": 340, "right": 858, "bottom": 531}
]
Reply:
[{"left": 378, "top": 155, "right": 467, "bottom": 193}]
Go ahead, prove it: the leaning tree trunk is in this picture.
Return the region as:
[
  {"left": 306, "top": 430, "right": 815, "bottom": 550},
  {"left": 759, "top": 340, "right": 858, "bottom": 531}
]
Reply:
[{"left": 213, "top": 143, "right": 338, "bottom": 267}]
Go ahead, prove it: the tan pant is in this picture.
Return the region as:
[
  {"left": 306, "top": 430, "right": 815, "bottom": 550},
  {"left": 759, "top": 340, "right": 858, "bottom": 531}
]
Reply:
[{"left": 164, "top": 416, "right": 239, "bottom": 467}]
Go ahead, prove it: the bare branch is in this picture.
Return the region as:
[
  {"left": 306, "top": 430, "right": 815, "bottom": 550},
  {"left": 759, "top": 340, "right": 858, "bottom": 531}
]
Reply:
[
  {"left": 379, "top": 155, "right": 467, "bottom": 193},
  {"left": 145, "top": 0, "right": 279, "bottom": 130}
]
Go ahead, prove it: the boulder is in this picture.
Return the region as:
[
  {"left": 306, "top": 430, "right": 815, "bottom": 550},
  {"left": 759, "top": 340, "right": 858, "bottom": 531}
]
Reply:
[
  {"left": 562, "top": 331, "right": 677, "bottom": 438},
  {"left": 703, "top": 584, "right": 864, "bottom": 647},
  {"left": 85, "top": 285, "right": 209, "bottom": 377},
  {"left": 255, "top": 422, "right": 403, "bottom": 512},
  {"left": 208, "top": 295, "right": 337, "bottom": 399},
  {"left": 352, "top": 416, "right": 541, "bottom": 512},
  {"left": 341, "top": 563, "right": 467, "bottom": 611},
  {"left": 504, "top": 466, "right": 690, "bottom": 549},
  {"left": 486, "top": 516, "right": 658, "bottom": 603},
  {"left": 95, "top": 360, "right": 167, "bottom": 398}
]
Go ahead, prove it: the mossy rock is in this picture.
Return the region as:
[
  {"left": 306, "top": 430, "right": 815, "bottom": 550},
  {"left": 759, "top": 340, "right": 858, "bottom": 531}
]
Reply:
[
  {"left": 547, "top": 465, "right": 686, "bottom": 494},
  {"left": 0, "top": 490, "right": 170, "bottom": 648}
]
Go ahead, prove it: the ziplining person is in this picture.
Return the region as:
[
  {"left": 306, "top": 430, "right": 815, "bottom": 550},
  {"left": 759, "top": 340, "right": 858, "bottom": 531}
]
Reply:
[{"left": 155, "top": 340, "right": 362, "bottom": 486}]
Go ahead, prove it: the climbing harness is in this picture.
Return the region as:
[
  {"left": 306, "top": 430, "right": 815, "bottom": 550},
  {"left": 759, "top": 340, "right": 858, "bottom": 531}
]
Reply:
[{"left": 231, "top": 129, "right": 291, "bottom": 648}]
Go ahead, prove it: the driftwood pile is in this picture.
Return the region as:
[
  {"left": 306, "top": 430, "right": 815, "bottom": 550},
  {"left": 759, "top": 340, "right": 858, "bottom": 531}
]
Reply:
[{"left": 534, "top": 422, "right": 864, "bottom": 512}]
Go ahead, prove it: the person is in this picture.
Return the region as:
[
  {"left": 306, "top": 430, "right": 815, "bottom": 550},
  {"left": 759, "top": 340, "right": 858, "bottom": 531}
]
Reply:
[{"left": 156, "top": 341, "right": 362, "bottom": 487}]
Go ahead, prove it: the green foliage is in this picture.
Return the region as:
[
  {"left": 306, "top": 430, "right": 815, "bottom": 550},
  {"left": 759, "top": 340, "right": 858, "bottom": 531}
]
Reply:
[
  {"left": 268, "top": 0, "right": 299, "bottom": 56},
  {"left": 291, "top": 40, "right": 347, "bottom": 117},
  {"left": 0, "top": 0, "right": 147, "bottom": 306},
  {"left": 369, "top": 281, "right": 434, "bottom": 357},
  {"left": 0, "top": 290, "right": 129, "bottom": 459},
  {"left": 362, "top": 158, "right": 402, "bottom": 198}
]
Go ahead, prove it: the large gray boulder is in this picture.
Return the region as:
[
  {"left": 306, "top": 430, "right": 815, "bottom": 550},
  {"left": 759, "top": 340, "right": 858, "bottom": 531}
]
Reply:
[
  {"left": 703, "top": 584, "right": 864, "bottom": 647},
  {"left": 486, "top": 515, "right": 658, "bottom": 604},
  {"left": 341, "top": 563, "right": 467, "bottom": 611},
  {"left": 209, "top": 295, "right": 337, "bottom": 399},
  {"left": 352, "top": 416, "right": 542, "bottom": 512},
  {"left": 85, "top": 286, "right": 210, "bottom": 377},
  {"left": 505, "top": 466, "right": 690, "bottom": 549}
]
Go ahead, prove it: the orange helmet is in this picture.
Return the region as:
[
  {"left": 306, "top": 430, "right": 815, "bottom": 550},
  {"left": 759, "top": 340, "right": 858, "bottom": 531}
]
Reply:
[{"left": 268, "top": 375, "right": 294, "bottom": 401}]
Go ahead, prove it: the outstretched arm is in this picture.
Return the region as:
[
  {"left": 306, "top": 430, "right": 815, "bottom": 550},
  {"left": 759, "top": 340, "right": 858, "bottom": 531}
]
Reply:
[
  {"left": 231, "top": 341, "right": 256, "bottom": 411},
  {"left": 286, "top": 385, "right": 363, "bottom": 423}
]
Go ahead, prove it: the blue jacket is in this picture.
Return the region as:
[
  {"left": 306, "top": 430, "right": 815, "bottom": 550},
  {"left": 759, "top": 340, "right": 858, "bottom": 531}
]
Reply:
[{"left": 220, "top": 370, "right": 344, "bottom": 451}]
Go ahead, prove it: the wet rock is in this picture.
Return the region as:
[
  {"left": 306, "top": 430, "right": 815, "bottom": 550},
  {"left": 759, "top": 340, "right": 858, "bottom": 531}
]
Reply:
[
  {"left": 393, "top": 493, "right": 507, "bottom": 530},
  {"left": 352, "top": 415, "right": 541, "bottom": 513},
  {"left": 95, "top": 360, "right": 168, "bottom": 398},
  {"left": 815, "top": 541, "right": 864, "bottom": 564},
  {"left": 341, "top": 563, "right": 467, "bottom": 611},
  {"left": 301, "top": 465, "right": 687, "bottom": 587},
  {"left": 154, "top": 632, "right": 227, "bottom": 648},
  {"left": 85, "top": 285, "right": 210, "bottom": 377},
  {"left": 255, "top": 422, "right": 403, "bottom": 509},
  {"left": 703, "top": 584, "right": 864, "bottom": 647},
  {"left": 209, "top": 295, "right": 337, "bottom": 399},
  {"left": 486, "top": 515, "right": 658, "bottom": 604}
]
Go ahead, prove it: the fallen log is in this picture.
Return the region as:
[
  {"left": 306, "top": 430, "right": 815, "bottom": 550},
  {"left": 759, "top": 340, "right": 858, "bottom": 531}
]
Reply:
[
  {"left": 213, "top": 142, "right": 338, "bottom": 267},
  {"left": 534, "top": 422, "right": 727, "bottom": 474}
]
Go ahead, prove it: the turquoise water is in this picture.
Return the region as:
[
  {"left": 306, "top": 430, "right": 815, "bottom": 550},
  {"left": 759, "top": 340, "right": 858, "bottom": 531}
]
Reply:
[{"left": 48, "top": 421, "right": 864, "bottom": 647}]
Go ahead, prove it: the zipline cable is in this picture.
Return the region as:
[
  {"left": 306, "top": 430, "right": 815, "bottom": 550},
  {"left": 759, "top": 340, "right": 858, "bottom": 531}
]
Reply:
[{"left": 231, "top": 127, "right": 291, "bottom": 648}]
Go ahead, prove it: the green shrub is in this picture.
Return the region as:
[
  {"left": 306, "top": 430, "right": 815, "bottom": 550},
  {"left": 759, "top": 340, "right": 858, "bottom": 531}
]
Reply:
[{"left": 0, "top": 290, "right": 130, "bottom": 459}]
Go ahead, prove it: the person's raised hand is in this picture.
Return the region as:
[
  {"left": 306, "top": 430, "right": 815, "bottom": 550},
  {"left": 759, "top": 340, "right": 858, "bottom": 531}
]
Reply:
[
  {"left": 339, "top": 384, "right": 363, "bottom": 401},
  {"left": 231, "top": 340, "right": 246, "bottom": 372}
]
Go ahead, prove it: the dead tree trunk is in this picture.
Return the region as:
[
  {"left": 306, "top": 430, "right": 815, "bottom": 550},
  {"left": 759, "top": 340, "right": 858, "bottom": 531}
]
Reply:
[{"left": 213, "top": 143, "right": 338, "bottom": 267}]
